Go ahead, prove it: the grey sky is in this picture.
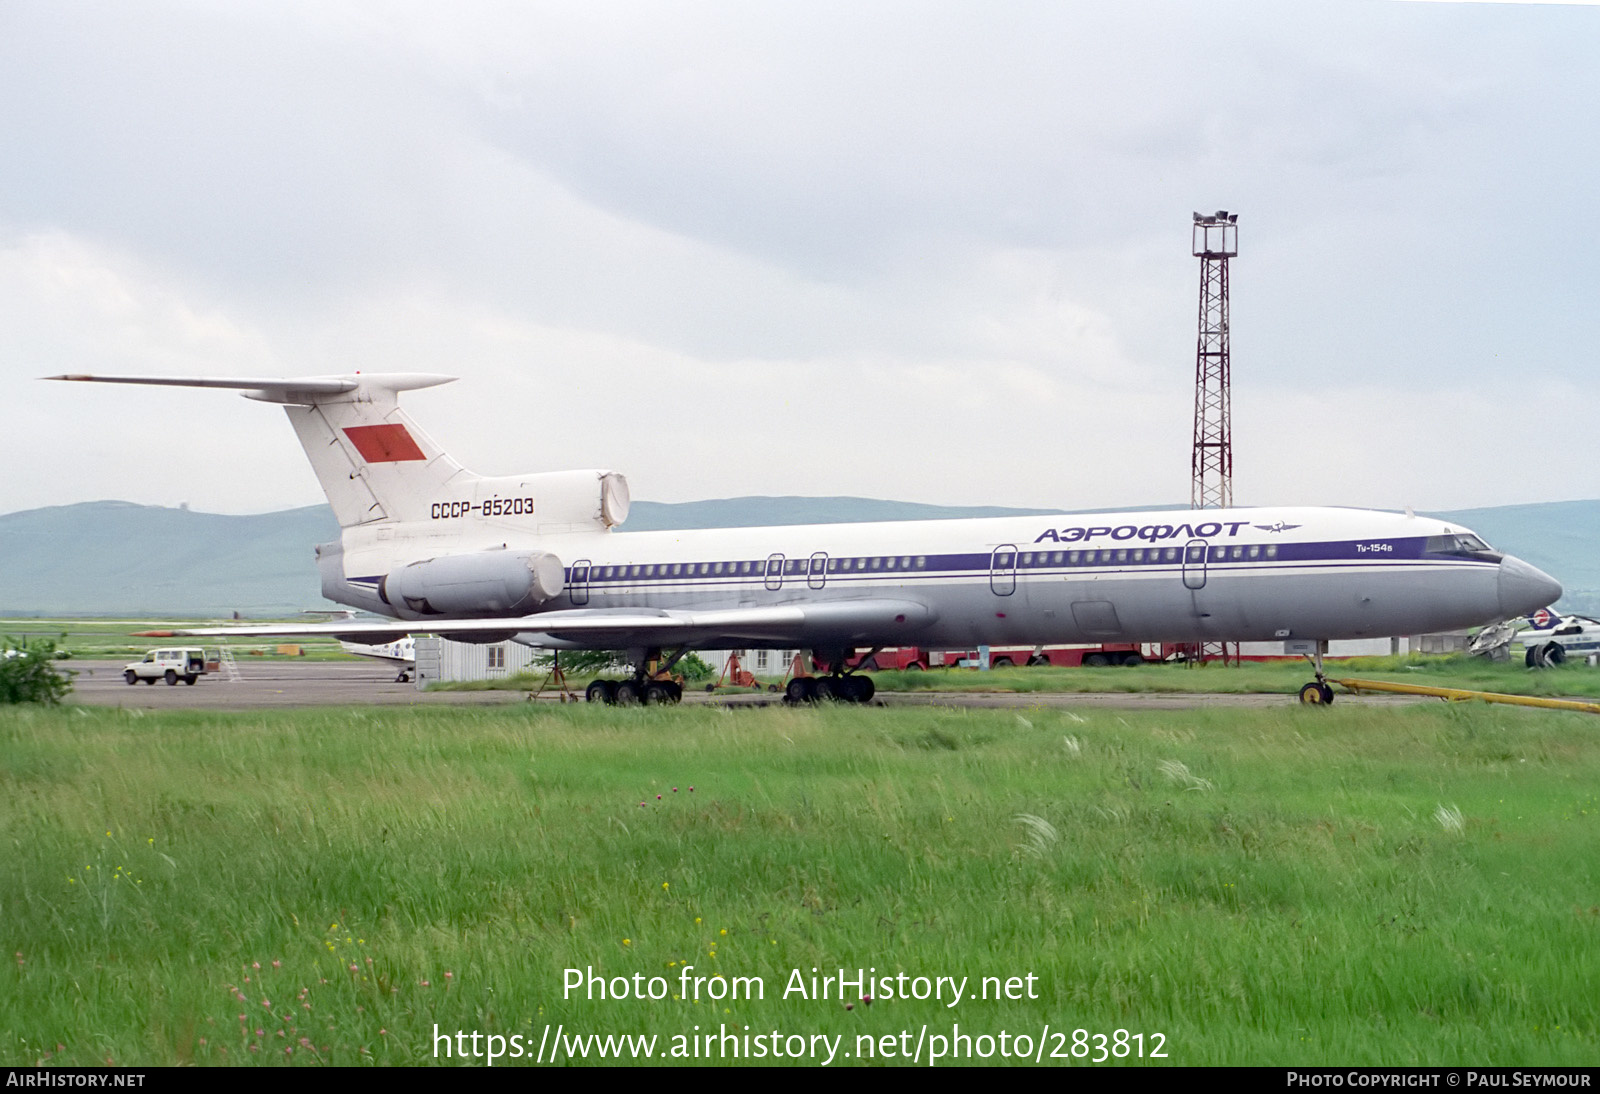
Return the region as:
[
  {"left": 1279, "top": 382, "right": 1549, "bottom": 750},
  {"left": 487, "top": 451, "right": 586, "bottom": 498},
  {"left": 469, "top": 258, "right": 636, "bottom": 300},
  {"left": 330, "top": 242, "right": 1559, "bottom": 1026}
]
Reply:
[{"left": 5, "top": 1, "right": 1598, "bottom": 517}]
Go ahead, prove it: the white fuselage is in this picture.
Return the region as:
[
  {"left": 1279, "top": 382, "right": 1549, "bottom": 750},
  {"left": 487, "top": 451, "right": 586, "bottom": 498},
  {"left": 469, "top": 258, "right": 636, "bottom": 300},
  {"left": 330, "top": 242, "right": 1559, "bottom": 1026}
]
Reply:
[{"left": 320, "top": 505, "right": 1554, "bottom": 653}]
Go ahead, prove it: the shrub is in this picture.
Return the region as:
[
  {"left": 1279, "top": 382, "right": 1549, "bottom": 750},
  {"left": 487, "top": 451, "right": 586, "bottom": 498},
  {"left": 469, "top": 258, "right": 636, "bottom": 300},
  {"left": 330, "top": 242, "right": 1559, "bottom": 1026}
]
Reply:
[{"left": 0, "top": 638, "right": 74, "bottom": 704}]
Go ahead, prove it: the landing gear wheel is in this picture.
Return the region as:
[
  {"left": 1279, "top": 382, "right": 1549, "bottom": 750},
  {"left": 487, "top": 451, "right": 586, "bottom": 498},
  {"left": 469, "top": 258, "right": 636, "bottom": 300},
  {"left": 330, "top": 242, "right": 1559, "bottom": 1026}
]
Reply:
[
  {"left": 842, "top": 674, "right": 875, "bottom": 703},
  {"left": 164, "top": 670, "right": 177, "bottom": 686},
  {"left": 1298, "top": 681, "right": 1334, "bottom": 705},
  {"left": 586, "top": 680, "right": 613, "bottom": 704},
  {"left": 613, "top": 680, "right": 642, "bottom": 705},
  {"left": 124, "top": 670, "right": 137, "bottom": 685},
  {"left": 644, "top": 682, "right": 675, "bottom": 705},
  {"left": 785, "top": 677, "right": 815, "bottom": 704},
  {"left": 812, "top": 677, "right": 838, "bottom": 702}
]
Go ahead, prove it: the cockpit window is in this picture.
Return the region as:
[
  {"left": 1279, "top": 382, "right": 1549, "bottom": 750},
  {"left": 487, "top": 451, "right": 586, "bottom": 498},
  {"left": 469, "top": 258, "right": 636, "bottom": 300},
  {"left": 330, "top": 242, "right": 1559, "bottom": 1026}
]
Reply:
[{"left": 1424, "top": 534, "right": 1502, "bottom": 561}]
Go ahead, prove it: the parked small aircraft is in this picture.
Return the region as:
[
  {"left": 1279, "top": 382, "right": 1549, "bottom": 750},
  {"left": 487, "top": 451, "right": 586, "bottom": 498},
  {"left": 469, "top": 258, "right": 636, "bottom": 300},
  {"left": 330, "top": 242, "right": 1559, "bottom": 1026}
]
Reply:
[{"left": 50, "top": 372, "right": 1561, "bottom": 705}]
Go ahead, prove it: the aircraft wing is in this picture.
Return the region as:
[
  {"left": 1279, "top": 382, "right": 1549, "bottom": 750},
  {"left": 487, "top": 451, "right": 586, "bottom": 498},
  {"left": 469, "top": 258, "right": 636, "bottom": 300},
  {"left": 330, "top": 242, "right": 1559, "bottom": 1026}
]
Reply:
[{"left": 137, "top": 599, "right": 938, "bottom": 649}]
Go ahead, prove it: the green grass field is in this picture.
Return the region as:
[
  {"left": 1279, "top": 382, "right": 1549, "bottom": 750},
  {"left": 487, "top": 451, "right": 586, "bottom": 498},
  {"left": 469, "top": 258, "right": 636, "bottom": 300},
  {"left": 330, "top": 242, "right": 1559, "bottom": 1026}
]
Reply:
[
  {"left": 867, "top": 654, "right": 1600, "bottom": 698},
  {"left": 1, "top": 618, "right": 356, "bottom": 663},
  {"left": 441, "top": 652, "right": 1600, "bottom": 703},
  {"left": 3, "top": 699, "right": 1597, "bottom": 1067}
]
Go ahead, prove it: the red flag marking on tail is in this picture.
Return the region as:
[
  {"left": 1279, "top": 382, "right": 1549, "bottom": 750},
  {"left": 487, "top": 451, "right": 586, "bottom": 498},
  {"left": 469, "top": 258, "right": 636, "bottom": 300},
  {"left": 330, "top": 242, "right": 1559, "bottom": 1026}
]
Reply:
[{"left": 343, "top": 424, "right": 426, "bottom": 463}]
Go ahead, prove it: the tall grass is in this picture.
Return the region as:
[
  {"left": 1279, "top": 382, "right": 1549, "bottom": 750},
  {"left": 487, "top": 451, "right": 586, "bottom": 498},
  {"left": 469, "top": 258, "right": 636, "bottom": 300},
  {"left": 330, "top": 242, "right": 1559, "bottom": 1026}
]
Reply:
[
  {"left": 2, "top": 701, "right": 1596, "bottom": 1065},
  {"left": 870, "top": 654, "right": 1600, "bottom": 699}
]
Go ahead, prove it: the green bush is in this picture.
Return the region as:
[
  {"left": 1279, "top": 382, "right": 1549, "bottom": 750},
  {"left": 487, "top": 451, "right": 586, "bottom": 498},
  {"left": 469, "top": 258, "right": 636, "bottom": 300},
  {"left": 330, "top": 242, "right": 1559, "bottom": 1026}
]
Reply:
[
  {"left": 0, "top": 638, "right": 74, "bottom": 704},
  {"left": 674, "top": 651, "right": 714, "bottom": 681}
]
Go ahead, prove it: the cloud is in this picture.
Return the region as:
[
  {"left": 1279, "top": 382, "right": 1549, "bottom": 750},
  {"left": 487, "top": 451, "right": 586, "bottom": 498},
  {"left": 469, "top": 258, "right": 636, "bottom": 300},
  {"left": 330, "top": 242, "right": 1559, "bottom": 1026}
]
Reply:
[{"left": 3, "top": 1, "right": 1598, "bottom": 516}]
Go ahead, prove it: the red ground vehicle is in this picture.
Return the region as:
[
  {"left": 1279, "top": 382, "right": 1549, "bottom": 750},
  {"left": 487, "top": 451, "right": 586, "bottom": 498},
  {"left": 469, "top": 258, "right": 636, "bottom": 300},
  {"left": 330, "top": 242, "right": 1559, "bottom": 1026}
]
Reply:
[{"left": 849, "top": 644, "right": 1152, "bottom": 670}]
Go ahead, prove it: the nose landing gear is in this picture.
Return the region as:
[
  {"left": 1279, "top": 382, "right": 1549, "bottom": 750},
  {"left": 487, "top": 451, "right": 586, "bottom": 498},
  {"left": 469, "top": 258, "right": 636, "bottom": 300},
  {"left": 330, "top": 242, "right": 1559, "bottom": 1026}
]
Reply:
[{"left": 1298, "top": 645, "right": 1335, "bottom": 705}]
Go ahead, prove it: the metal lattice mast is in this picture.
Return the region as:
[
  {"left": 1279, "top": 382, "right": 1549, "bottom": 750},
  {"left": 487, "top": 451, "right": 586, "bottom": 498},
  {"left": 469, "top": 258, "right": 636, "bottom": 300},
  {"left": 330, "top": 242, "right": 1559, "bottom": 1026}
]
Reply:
[
  {"left": 1191, "top": 211, "right": 1237, "bottom": 510},
  {"left": 1190, "top": 211, "right": 1238, "bottom": 668}
]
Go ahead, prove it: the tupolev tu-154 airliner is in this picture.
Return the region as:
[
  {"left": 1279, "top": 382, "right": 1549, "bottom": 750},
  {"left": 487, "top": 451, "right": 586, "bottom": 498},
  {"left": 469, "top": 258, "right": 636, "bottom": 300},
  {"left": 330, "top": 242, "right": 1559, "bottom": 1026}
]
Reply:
[{"left": 48, "top": 372, "right": 1562, "bottom": 705}]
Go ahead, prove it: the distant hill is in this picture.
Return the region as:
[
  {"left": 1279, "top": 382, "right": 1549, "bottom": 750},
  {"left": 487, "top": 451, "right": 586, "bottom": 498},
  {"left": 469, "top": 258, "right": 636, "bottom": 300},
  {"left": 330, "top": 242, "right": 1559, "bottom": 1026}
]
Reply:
[
  {"left": 1418, "top": 501, "right": 1600, "bottom": 616},
  {"left": 0, "top": 497, "right": 1058, "bottom": 616},
  {"left": 3, "top": 496, "right": 1594, "bottom": 617},
  {"left": 624, "top": 496, "right": 1063, "bottom": 531},
  {"left": 0, "top": 501, "right": 342, "bottom": 616}
]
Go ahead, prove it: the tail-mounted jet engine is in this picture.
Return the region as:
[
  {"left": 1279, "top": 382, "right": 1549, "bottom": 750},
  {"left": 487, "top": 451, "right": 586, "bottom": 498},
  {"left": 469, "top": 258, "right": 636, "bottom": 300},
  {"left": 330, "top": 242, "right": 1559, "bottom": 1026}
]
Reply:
[{"left": 379, "top": 550, "right": 565, "bottom": 617}]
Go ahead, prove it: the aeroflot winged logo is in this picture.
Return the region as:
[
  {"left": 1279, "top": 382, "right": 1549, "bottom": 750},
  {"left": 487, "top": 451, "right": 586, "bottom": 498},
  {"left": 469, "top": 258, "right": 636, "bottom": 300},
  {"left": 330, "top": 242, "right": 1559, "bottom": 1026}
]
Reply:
[
  {"left": 343, "top": 424, "right": 427, "bottom": 462},
  {"left": 1254, "top": 521, "right": 1302, "bottom": 534}
]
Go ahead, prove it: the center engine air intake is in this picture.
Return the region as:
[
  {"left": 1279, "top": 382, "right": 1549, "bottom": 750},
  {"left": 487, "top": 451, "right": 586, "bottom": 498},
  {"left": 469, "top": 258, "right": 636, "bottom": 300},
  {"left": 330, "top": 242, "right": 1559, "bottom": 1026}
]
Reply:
[{"left": 379, "top": 550, "right": 565, "bottom": 617}]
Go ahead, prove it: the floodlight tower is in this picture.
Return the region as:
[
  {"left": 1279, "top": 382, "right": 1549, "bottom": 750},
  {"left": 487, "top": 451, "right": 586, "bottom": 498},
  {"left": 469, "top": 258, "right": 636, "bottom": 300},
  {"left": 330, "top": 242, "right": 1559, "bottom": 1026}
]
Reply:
[
  {"left": 1191, "top": 210, "right": 1239, "bottom": 667},
  {"left": 1191, "top": 210, "right": 1237, "bottom": 510}
]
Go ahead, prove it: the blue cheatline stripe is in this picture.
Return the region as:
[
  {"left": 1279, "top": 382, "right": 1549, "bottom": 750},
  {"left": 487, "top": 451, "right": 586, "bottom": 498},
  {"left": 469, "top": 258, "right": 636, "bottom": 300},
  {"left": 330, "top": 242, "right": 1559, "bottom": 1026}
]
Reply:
[
  {"left": 555, "top": 537, "right": 1483, "bottom": 584},
  {"left": 349, "top": 536, "right": 1496, "bottom": 592}
]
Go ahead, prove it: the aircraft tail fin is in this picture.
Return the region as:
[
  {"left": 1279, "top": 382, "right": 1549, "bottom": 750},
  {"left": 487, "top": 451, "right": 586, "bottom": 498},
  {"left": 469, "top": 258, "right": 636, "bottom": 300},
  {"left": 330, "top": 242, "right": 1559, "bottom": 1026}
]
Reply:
[{"left": 47, "top": 372, "right": 631, "bottom": 534}]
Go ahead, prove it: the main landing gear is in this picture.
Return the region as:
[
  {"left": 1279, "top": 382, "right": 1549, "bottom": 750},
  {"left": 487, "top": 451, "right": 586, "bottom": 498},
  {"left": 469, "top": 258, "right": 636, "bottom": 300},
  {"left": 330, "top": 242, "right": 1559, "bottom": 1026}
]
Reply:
[
  {"left": 585, "top": 647, "right": 687, "bottom": 706},
  {"left": 1298, "top": 645, "right": 1335, "bottom": 706},
  {"left": 784, "top": 673, "right": 876, "bottom": 704},
  {"left": 784, "top": 647, "right": 878, "bottom": 705}
]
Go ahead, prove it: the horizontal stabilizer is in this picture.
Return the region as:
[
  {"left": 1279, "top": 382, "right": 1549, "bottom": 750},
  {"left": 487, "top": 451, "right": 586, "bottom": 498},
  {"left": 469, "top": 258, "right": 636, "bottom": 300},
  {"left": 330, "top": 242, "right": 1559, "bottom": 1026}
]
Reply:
[{"left": 45, "top": 373, "right": 455, "bottom": 405}]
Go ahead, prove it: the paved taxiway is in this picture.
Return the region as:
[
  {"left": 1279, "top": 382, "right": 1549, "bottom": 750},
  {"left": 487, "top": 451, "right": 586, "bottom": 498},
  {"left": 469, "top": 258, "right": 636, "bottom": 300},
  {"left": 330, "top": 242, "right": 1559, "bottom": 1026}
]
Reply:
[{"left": 64, "top": 660, "right": 1425, "bottom": 711}]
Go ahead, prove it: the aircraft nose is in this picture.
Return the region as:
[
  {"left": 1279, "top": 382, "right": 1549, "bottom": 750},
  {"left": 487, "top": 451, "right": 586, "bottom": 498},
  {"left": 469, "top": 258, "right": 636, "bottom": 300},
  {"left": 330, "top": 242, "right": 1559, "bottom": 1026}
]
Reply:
[{"left": 1498, "top": 556, "right": 1562, "bottom": 618}]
